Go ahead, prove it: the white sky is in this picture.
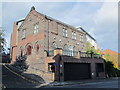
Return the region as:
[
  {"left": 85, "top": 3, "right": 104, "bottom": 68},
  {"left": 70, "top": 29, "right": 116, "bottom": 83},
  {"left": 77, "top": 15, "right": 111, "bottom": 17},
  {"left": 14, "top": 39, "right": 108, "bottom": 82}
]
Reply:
[{"left": 1, "top": 1, "right": 118, "bottom": 52}]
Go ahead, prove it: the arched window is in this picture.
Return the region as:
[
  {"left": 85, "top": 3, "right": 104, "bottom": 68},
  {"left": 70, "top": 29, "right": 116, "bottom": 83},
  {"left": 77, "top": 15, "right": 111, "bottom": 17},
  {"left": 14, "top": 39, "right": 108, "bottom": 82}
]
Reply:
[
  {"left": 36, "top": 44, "right": 39, "bottom": 52},
  {"left": 63, "top": 44, "right": 68, "bottom": 55},
  {"left": 35, "top": 44, "right": 39, "bottom": 53},
  {"left": 35, "top": 42, "right": 40, "bottom": 53},
  {"left": 73, "top": 46, "right": 77, "bottom": 56},
  {"left": 20, "top": 47, "right": 24, "bottom": 57},
  {"left": 68, "top": 45, "right": 73, "bottom": 56},
  {"left": 52, "top": 42, "right": 57, "bottom": 50},
  {"left": 27, "top": 45, "right": 32, "bottom": 55},
  {"left": 20, "top": 49, "right": 23, "bottom": 57},
  {"left": 63, "top": 44, "right": 68, "bottom": 50},
  {"left": 73, "top": 46, "right": 76, "bottom": 51}
]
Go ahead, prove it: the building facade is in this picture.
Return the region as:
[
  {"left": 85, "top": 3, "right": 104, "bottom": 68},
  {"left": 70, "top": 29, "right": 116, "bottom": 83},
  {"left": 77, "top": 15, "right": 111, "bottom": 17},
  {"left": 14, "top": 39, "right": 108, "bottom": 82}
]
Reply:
[
  {"left": 76, "top": 26, "right": 100, "bottom": 50},
  {"left": 11, "top": 7, "right": 105, "bottom": 82}
]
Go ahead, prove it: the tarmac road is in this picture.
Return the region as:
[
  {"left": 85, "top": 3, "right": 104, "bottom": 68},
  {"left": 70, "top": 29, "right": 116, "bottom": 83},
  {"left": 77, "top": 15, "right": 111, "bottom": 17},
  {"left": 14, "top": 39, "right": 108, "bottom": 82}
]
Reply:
[
  {"left": 1, "top": 64, "right": 120, "bottom": 88},
  {"left": 2, "top": 64, "right": 39, "bottom": 88}
]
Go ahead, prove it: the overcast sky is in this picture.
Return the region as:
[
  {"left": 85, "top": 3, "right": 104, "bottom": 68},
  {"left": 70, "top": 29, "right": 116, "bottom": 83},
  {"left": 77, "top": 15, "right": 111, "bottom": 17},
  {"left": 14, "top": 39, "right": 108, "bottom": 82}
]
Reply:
[{"left": 2, "top": 2, "right": 118, "bottom": 52}]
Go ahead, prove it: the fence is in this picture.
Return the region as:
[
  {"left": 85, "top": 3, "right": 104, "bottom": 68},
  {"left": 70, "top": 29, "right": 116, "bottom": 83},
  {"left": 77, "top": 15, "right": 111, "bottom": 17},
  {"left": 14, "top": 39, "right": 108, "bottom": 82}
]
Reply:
[
  {"left": 63, "top": 50, "right": 78, "bottom": 57},
  {"left": 80, "top": 52, "right": 102, "bottom": 59},
  {"left": 47, "top": 50, "right": 102, "bottom": 59}
]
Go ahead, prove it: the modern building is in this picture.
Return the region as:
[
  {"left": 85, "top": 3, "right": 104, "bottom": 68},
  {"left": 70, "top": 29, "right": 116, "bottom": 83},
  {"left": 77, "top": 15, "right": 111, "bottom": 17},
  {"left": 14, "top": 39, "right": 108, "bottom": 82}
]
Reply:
[
  {"left": 76, "top": 26, "right": 100, "bottom": 50},
  {"left": 10, "top": 7, "right": 105, "bottom": 82}
]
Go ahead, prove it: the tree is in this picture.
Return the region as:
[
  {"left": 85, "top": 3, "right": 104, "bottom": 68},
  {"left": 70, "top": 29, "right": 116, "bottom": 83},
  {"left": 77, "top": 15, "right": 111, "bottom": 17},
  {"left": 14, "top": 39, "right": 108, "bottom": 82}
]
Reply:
[
  {"left": 12, "top": 54, "right": 29, "bottom": 72},
  {"left": 86, "top": 41, "right": 103, "bottom": 54},
  {"left": 0, "top": 27, "right": 6, "bottom": 53},
  {"left": 104, "top": 60, "right": 120, "bottom": 77},
  {"left": 103, "top": 50, "right": 119, "bottom": 68},
  {"left": 104, "top": 61, "right": 114, "bottom": 77}
]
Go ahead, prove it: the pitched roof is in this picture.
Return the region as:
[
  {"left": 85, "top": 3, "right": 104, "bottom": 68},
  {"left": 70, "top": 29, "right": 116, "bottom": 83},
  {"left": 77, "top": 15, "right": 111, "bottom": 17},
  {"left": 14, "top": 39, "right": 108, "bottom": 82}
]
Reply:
[
  {"left": 17, "top": 7, "right": 85, "bottom": 34},
  {"left": 76, "top": 26, "right": 96, "bottom": 41},
  {"left": 35, "top": 10, "right": 86, "bottom": 34},
  {"left": 103, "top": 49, "right": 119, "bottom": 55}
]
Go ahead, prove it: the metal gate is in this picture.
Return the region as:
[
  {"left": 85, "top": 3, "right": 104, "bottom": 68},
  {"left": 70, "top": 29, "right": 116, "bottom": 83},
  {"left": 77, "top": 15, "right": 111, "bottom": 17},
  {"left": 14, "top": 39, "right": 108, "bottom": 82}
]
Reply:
[{"left": 64, "top": 63, "right": 91, "bottom": 81}]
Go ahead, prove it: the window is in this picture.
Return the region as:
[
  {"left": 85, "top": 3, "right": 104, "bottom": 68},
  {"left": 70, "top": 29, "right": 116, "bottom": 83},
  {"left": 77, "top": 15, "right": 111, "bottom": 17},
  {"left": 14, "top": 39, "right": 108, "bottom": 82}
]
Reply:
[
  {"left": 80, "top": 34, "right": 84, "bottom": 42},
  {"left": 72, "top": 32, "right": 76, "bottom": 40},
  {"left": 22, "top": 29, "right": 26, "bottom": 39},
  {"left": 63, "top": 44, "right": 68, "bottom": 55},
  {"left": 62, "top": 28, "right": 68, "bottom": 37},
  {"left": 20, "top": 49, "right": 23, "bottom": 57},
  {"left": 73, "top": 46, "right": 77, "bottom": 56},
  {"left": 52, "top": 42, "right": 57, "bottom": 50},
  {"left": 48, "top": 63, "right": 55, "bottom": 73},
  {"left": 74, "top": 33, "right": 76, "bottom": 40},
  {"left": 80, "top": 34, "right": 82, "bottom": 41},
  {"left": 36, "top": 45, "right": 39, "bottom": 52},
  {"left": 68, "top": 45, "right": 73, "bottom": 56},
  {"left": 35, "top": 44, "right": 39, "bottom": 53},
  {"left": 34, "top": 23, "right": 39, "bottom": 34}
]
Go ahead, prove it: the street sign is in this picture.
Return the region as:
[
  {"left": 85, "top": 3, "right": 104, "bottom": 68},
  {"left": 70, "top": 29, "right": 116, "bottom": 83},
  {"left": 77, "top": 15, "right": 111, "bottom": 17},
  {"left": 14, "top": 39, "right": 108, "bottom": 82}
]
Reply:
[{"left": 53, "top": 63, "right": 56, "bottom": 66}]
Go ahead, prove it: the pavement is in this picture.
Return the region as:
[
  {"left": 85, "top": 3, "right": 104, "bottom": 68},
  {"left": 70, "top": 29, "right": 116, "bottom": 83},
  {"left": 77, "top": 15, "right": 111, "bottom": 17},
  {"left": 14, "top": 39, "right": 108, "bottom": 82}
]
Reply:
[
  {"left": 41, "top": 79, "right": 119, "bottom": 88},
  {"left": 38, "top": 77, "right": 119, "bottom": 88},
  {"left": 2, "top": 63, "right": 120, "bottom": 88}
]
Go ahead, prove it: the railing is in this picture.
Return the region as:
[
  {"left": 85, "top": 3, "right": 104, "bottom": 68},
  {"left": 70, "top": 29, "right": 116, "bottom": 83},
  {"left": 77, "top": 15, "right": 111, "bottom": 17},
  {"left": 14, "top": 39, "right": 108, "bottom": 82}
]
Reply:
[
  {"left": 46, "top": 50, "right": 102, "bottom": 59},
  {"left": 73, "top": 51, "right": 78, "bottom": 57},
  {"left": 63, "top": 50, "right": 78, "bottom": 57},
  {"left": 80, "top": 52, "right": 102, "bottom": 59},
  {"left": 93, "top": 54, "right": 102, "bottom": 59}
]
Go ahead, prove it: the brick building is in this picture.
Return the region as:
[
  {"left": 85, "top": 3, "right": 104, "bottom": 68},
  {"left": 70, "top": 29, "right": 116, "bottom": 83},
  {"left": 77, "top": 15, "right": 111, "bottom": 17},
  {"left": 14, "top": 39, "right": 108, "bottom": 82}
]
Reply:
[{"left": 11, "top": 7, "right": 105, "bottom": 82}]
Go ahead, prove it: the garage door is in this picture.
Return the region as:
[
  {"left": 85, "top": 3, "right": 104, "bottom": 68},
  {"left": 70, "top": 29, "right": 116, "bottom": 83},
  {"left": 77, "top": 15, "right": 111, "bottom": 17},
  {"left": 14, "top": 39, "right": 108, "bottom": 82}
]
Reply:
[{"left": 64, "top": 63, "right": 91, "bottom": 81}]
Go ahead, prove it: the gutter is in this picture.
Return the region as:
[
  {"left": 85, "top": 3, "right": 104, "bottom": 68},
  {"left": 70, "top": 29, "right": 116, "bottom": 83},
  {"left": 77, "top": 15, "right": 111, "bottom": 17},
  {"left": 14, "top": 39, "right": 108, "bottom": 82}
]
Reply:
[{"left": 16, "top": 19, "right": 25, "bottom": 25}]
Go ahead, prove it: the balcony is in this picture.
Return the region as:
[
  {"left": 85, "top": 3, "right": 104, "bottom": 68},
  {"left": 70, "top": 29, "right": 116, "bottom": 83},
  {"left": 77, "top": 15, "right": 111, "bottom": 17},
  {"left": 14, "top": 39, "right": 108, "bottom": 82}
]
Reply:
[
  {"left": 46, "top": 49, "right": 103, "bottom": 59},
  {"left": 63, "top": 50, "right": 78, "bottom": 57}
]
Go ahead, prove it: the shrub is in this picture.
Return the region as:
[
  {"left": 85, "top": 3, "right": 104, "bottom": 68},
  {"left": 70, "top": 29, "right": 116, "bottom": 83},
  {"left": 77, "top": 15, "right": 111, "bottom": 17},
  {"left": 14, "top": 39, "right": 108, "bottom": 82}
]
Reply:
[
  {"left": 12, "top": 54, "right": 29, "bottom": 72},
  {"left": 104, "top": 60, "right": 120, "bottom": 77}
]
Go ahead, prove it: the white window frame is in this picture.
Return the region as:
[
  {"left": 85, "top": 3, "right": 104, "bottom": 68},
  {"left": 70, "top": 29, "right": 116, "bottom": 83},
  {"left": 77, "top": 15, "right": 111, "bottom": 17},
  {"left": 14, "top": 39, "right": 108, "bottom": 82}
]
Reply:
[
  {"left": 62, "top": 28, "right": 65, "bottom": 36},
  {"left": 52, "top": 42, "right": 57, "bottom": 49},
  {"left": 68, "top": 45, "right": 73, "bottom": 56},
  {"left": 74, "top": 32, "right": 76, "bottom": 40},
  {"left": 62, "top": 28, "right": 68, "bottom": 37},
  {"left": 22, "top": 29, "right": 26, "bottom": 39},
  {"left": 72, "top": 32, "right": 76, "bottom": 40},
  {"left": 34, "top": 23, "right": 39, "bottom": 34},
  {"left": 81, "top": 34, "right": 84, "bottom": 42},
  {"left": 80, "top": 34, "right": 84, "bottom": 42}
]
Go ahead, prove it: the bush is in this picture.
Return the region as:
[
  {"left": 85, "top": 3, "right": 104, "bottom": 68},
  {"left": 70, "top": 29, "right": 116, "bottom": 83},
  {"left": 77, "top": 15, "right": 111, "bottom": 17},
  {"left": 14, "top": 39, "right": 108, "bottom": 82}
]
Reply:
[
  {"left": 12, "top": 55, "right": 29, "bottom": 72},
  {"left": 115, "top": 68, "right": 120, "bottom": 77},
  {"left": 104, "top": 60, "right": 120, "bottom": 77}
]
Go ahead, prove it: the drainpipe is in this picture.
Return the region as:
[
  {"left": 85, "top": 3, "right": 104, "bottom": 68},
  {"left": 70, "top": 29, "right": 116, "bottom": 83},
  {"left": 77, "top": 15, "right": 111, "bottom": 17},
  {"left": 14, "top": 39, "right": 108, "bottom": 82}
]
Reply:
[
  {"left": 45, "top": 16, "right": 51, "bottom": 53},
  {"left": 48, "top": 20, "right": 50, "bottom": 52}
]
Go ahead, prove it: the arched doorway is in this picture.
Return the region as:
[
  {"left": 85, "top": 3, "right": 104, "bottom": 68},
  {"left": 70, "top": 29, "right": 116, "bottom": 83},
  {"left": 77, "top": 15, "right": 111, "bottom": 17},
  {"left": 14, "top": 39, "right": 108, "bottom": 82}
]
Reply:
[{"left": 27, "top": 45, "right": 32, "bottom": 55}]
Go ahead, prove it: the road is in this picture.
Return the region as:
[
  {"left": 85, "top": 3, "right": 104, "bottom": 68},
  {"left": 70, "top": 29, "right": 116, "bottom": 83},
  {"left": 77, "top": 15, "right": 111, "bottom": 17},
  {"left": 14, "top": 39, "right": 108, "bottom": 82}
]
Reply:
[
  {"left": 2, "top": 64, "right": 119, "bottom": 88},
  {"left": 42, "top": 79, "right": 119, "bottom": 88},
  {"left": 2, "top": 64, "right": 39, "bottom": 88}
]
